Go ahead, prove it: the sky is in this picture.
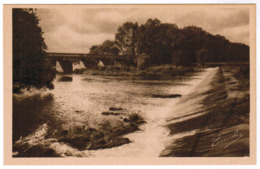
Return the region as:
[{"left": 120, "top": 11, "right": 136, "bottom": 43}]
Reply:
[{"left": 36, "top": 6, "right": 249, "bottom": 53}]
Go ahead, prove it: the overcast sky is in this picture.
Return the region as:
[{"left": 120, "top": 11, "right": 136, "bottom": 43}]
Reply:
[{"left": 36, "top": 7, "right": 249, "bottom": 53}]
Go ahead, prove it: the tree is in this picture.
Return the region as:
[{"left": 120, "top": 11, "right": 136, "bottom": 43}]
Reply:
[
  {"left": 89, "top": 45, "right": 99, "bottom": 53},
  {"left": 89, "top": 40, "right": 119, "bottom": 55},
  {"left": 196, "top": 48, "right": 208, "bottom": 65},
  {"left": 115, "top": 22, "right": 139, "bottom": 65},
  {"left": 173, "top": 26, "right": 209, "bottom": 65},
  {"left": 137, "top": 19, "right": 179, "bottom": 64},
  {"left": 13, "top": 8, "right": 55, "bottom": 92}
]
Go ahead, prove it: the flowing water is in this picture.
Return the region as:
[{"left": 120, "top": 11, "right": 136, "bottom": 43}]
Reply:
[{"left": 13, "top": 67, "right": 218, "bottom": 157}]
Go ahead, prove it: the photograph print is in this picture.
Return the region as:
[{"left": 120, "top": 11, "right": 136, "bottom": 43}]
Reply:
[{"left": 4, "top": 4, "right": 256, "bottom": 164}]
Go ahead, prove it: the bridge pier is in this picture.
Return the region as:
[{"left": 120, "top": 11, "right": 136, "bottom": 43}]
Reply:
[
  {"left": 82, "top": 58, "right": 98, "bottom": 68},
  {"left": 50, "top": 60, "right": 56, "bottom": 67},
  {"left": 58, "top": 60, "right": 73, "bottom": 74}
]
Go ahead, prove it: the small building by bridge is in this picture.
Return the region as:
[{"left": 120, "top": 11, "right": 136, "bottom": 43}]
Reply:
[{"left": 46, "top": 52, "right": 135, "bottom": 74}]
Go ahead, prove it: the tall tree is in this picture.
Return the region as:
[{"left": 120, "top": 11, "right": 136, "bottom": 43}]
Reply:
[
  {"left": 137, "top": 19, "right": 179, "bottom": 64},
  {"left": 13, "top": 8, "right": 55, "bottom": 91},
  {"left": 115, "top": 22, "right": 139, "bottom": 65}
]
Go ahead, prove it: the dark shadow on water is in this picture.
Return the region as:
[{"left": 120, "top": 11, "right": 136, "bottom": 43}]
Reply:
[
  {"left": 12, "top": 94, "right": 55, "bottom": 144},
  {"left": 58, "top": 76, "right": 73, "bottom": 82}
]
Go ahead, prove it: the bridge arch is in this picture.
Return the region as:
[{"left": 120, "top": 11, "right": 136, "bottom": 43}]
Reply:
[{"left": 46, "top": 52, "right": 135, "bottom": 73}]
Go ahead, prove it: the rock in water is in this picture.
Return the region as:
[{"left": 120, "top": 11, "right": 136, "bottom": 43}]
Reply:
[
  {"left": 123, "top": 118, "right": 130, "bottom": 122},
  {"left": 101, "top": 112, "right": 121, "bottom": 116},
  {"left": 109, "top": 107, "right": 123, "bottom": 111},
  {"left": 59, "top": 76, "right": 72, "bottom": 82},
  {"left": 152, "top": 94, "right": 182, "bottom": 98}
]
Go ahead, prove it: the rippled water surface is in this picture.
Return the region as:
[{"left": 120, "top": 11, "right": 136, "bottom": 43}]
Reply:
[{"left": 13, "top": 68, "right": 217, "bottom": 157}]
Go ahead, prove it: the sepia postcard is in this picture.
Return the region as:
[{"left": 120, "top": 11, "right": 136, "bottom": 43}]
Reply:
[{"left": 3, "top": 4, "right": 256, "bottom": 165}]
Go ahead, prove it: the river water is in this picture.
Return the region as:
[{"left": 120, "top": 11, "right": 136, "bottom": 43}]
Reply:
[{"left": 13, "top": 67, "right": 218, "bottom": 157}]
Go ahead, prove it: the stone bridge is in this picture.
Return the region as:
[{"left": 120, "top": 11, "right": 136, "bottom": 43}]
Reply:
[{"left": 46, "top": 52, "right": 135, "bottom": 73}]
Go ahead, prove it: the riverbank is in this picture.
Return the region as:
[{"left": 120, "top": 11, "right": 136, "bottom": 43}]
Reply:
[{"left": 161, "top": 65, "right": 249, "bottom": 157}]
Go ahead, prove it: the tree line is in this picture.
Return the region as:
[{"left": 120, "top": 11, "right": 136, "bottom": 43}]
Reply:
[{"left": 90, "top": 18, "right": 249, "bottom": 66}]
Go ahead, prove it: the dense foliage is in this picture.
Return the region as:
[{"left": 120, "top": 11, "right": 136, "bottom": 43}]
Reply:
[
  {"left": 89, "top": 40, "right": 119, "bottom": 55},
  {"left": 115, "top": 22, "right": 139, "bottom": 65},
  {"left": 13, "top": 8, "right": 55, "bottom": 91},
  {"left": 90, "top": 18, "right": 249, "bottom": 66}
]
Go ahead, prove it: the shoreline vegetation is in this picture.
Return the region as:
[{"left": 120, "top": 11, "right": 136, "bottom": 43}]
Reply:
[{"left": 73, "top": 65, "right": 196, "bottom": 79}]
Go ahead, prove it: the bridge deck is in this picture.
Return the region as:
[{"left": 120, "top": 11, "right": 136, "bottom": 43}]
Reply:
[{"left": 46, "top": 52, "right": 130, "bottom": 60}]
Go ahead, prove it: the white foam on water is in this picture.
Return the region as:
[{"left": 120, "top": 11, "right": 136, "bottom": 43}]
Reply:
[
  {"left": 160, "top": 129, "right": 198, "bottom": 156},
  {"left": 14, "top": 123, "right": 89, "bottom": 157},
  {"left": 165, "top": 68, "right": 218, "bottom": 122},
  {"left": 15, "top": 123, "right": 49, "bottom": 146},
  {"left": 50, "top": 142, "right": 87, "bottom": 157}
]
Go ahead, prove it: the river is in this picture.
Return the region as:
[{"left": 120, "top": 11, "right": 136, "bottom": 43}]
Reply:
[{"left": 13, "top": 67, "right": 218, "bottom": 157}]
